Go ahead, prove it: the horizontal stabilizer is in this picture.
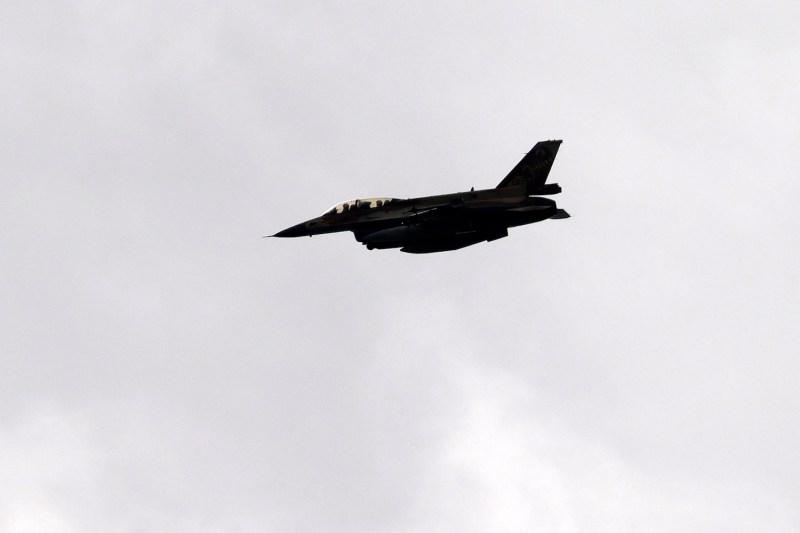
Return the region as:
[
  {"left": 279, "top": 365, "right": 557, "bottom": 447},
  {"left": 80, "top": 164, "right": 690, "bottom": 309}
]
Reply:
[
  {"left": 531, "top": 183, "right": 561, "bottom": 195},
  {"left": 550, "top": 209, "right": 570, "bottom": 219}
]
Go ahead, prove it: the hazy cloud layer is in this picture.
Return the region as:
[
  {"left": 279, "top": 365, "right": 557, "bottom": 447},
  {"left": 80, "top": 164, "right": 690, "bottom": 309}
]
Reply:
[{"left": 1, "top": 1, "right": 799, "bottom": 531}]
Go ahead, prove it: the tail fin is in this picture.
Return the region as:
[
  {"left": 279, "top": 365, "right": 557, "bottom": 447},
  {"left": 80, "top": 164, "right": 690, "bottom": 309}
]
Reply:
[{"left": 496, "top": 140, "right": 562, "bottom": 193}]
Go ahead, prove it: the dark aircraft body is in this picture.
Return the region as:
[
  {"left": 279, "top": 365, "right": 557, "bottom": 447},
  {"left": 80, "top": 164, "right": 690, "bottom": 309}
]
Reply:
[{"left": 272, "top": 140, "right": 569, "bottom": 253}]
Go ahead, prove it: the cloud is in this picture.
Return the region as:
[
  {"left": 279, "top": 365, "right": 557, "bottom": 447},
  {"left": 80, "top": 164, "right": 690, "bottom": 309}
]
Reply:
[
  {"left": 0, "top": 408, "right": 92, "bottom": 533},
  {"left": 1, "top": 1, "right": 799, "bottom": 531},
  {"left": 406, "top": 360, "right": 800, "bottom": 532}
]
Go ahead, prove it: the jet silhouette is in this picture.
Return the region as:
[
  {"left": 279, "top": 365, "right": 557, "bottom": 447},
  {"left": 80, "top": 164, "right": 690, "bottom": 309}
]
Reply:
[{"left": 272, "top": 140, "right": 569, "bottom": 253}]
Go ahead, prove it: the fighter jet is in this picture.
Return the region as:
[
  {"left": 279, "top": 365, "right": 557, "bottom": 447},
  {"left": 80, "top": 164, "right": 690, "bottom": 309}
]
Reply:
[{"left": 271, "top": 140, "right": 570, "bottom": 253}]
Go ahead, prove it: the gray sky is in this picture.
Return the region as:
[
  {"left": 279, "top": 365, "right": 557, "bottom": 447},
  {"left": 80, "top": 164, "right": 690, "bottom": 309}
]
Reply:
[{"left": 2, "top": 1, "right": 799, "bottom": 531}]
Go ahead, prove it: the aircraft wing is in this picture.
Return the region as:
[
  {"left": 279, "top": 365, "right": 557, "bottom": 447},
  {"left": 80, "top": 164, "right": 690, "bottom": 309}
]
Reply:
[{"left": 496, "top": 140, "right": 562, "bottom": 191}]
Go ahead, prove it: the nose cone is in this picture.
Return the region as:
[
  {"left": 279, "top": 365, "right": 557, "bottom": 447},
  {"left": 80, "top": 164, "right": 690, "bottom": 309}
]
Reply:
[{"left": 272, "top": 222, "right": 309, "bottom": 238}]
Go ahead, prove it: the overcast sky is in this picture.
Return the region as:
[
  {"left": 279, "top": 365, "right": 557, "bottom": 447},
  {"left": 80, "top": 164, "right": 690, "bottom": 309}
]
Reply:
[{"left": 2, "top": 1, "right": 799, "bottom": 531}]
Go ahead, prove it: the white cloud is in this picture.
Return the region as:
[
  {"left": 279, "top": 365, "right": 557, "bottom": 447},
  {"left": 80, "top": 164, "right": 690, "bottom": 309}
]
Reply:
[
  {"left": 0, "top": 408, "right": 93, "bottom": 533},
  {"left": 408, "top": 361, "right": 800, "bottom": 532},
  {"left": 1, "top": 1, "right": 798, "bottom": 531}
]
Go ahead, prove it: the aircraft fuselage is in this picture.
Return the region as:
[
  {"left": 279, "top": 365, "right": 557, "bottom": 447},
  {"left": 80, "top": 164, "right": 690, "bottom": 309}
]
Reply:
[{"left": 272, "top": 140, "right": 569, "bottom": 253}]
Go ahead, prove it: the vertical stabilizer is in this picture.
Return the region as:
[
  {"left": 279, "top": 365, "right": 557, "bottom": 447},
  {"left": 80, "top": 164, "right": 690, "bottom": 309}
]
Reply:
[{"left": 496, "top": 140, "right": 562, "bottom": 193}]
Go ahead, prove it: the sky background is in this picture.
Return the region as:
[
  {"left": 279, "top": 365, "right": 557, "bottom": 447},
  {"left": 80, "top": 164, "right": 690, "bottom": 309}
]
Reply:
[{"left": 2, "top": 1, "right": 799, "bottom": 531}]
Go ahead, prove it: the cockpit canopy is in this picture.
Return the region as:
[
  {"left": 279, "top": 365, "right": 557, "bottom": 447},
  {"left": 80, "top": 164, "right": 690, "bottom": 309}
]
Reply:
[{"left": 322, "top": 197, "right": 397, "bottom": 215}]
